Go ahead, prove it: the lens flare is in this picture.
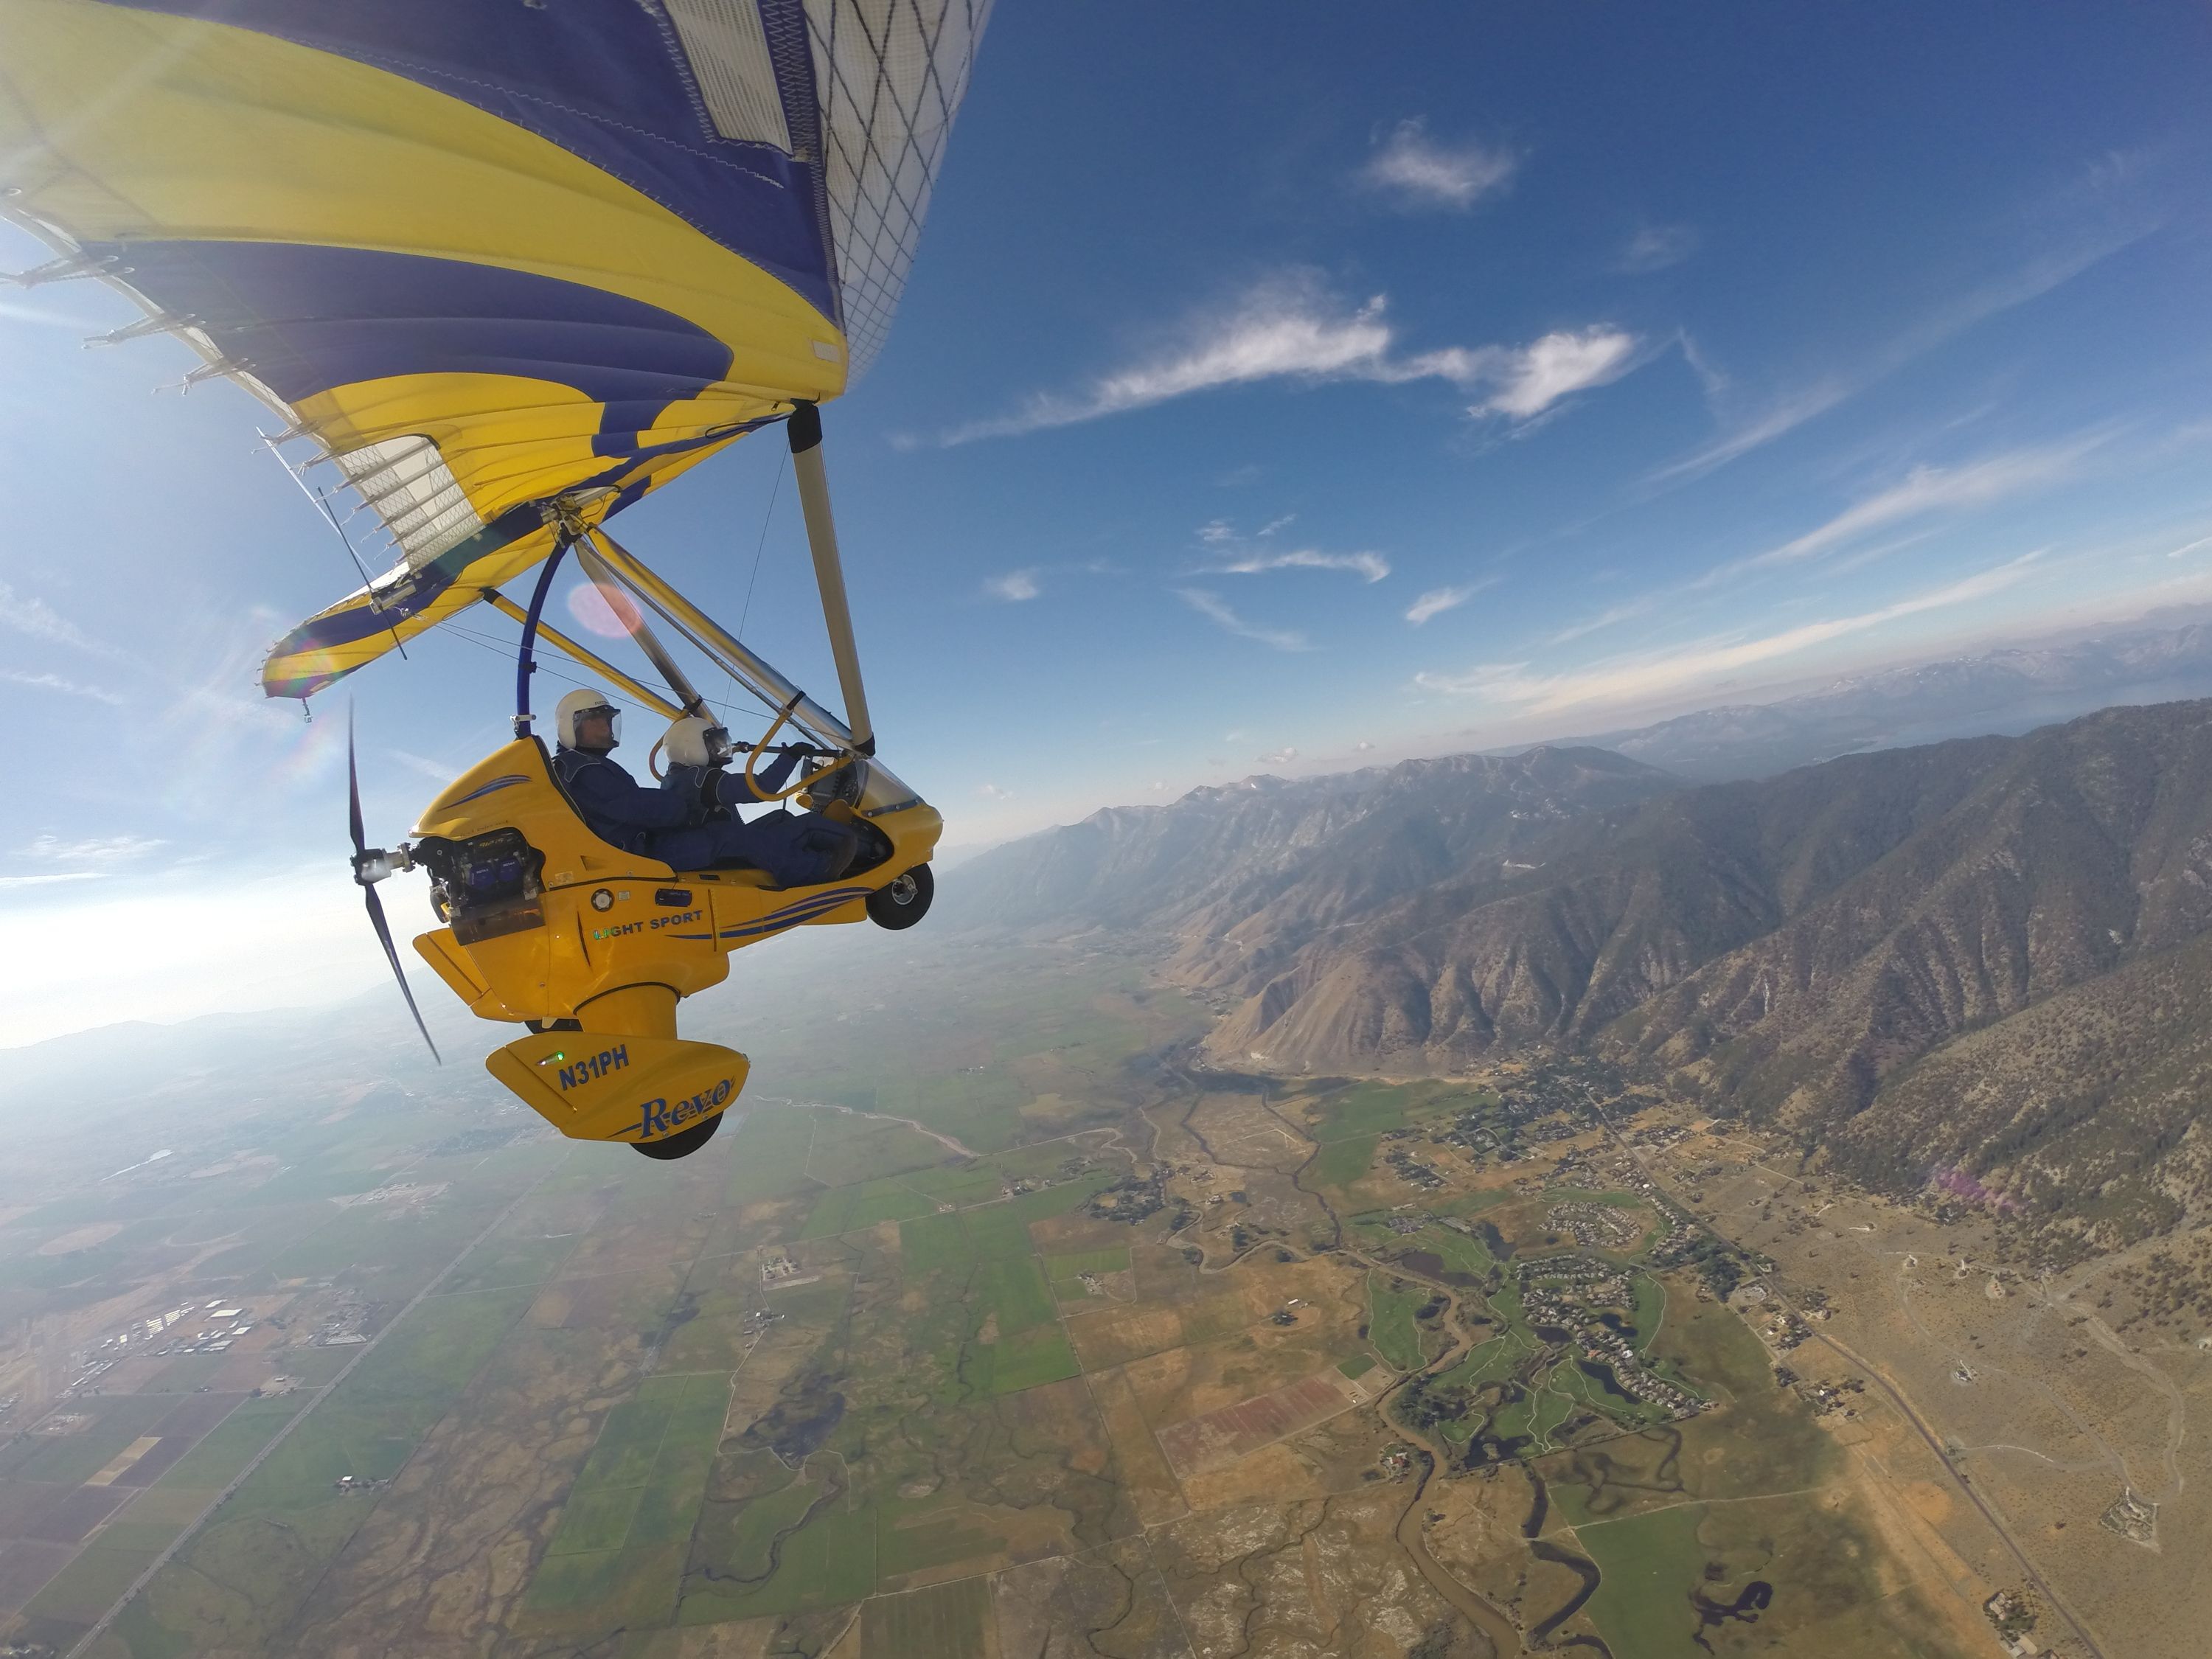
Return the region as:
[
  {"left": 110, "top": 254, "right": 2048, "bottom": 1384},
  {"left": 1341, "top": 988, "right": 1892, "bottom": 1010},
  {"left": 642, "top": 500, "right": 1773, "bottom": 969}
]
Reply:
[{"left": 566, "top": 580, "right": 644, "bottom": 639}]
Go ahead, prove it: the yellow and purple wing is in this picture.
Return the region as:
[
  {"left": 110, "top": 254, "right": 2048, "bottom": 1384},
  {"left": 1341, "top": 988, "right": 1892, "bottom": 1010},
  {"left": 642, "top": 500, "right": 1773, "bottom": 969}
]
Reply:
[{"left": 0, "top": 0, "right": 989, "bottom": 697}]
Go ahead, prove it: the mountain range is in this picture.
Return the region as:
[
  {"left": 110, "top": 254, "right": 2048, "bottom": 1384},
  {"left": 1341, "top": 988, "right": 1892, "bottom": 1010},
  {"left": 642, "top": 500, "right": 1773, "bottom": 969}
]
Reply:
[
  {"left": 952, "top": 699, "right": 2212, "bottom": 1256},
  {"left": 1537, "top": 613, "right": 2212, "bottom": 779}
]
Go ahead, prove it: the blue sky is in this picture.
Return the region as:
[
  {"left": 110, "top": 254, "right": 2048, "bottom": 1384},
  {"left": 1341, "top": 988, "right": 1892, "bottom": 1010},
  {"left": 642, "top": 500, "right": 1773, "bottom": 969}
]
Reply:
[{"left": 5, "top": 2, "right": 2212, "bottom": 1044}]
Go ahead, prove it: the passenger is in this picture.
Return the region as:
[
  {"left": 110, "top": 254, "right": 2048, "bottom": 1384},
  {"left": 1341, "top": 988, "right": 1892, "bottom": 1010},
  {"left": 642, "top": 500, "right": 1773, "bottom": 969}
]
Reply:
[
  {"left": 658, "top": 714, "right": 861, "bottom": 887},
  {"left": 549, "top": 692, "right": 855, "bottom": 885}
]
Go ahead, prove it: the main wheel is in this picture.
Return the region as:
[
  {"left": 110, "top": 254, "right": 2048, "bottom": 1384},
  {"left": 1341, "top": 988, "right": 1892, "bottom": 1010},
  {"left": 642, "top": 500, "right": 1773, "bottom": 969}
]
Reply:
[
  {"left": 866, "top": 864, "right": 933, "bottom": 930},
  {"left": 630, "top": 1110, "right": 726, "bottom": 1160}
]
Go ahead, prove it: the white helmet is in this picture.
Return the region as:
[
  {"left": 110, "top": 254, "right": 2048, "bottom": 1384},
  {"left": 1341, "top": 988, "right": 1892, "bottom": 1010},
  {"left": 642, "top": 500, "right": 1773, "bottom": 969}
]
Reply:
[
  {"left": 554, "top": 688, "right": 621, "bottom": 749},
  {"left": 664, "top": 714, "right": 731, "bottom": 769}
]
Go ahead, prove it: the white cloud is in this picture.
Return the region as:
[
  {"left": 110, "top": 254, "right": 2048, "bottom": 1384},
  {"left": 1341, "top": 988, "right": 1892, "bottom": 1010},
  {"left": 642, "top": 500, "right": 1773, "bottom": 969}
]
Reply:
[
  {"left": 0, "top": 580, "right": 110, "bottom": 655},
  {"left": 1470, "top": 328, "right": 1641, "bottom": 419},
  {"left": 387, "top": 749, "right": 459, "bottom": 782},
  {"left": 1256, "top": 514, "right": 1295, "bottom": 538},
  {"left": 1202, "top": 547, "right": 1390, "bottom": 583},
  {"left": 1405, "top": 580, "right": 1494, "bottom": 625},
  {"left": 1550, "top": 595, "right": 1661, "bottom": 644},
  {"left": 976, "top": 782, "right": 1011, "bottom": 799},
  {"left": 0, "top": 871, "right": 105, "bottom": 890},
  {"left": 2166, "top": 533, "right": 2212, "bottom": 560},
  {"left": 1719, "top": 437, "right": 2104, "bottom": 580},
  {"left": 1, "top": 669, "right": 124, "bottom": 706},
  {"left": 1353, "top": 740, "right": 1376, "bottom": 752},
  {"left": 1647, "top": 381, "right": 1851, "bottom": 483},
  {"left": 19, "top": 834, "right": 164, "bottom": 865},
  {"left": 1615, "top": 223, "right": 1699, "bottom": 274},
  {"left": 1258, "top": 746, "right": 1300, "bottom": 766},
  {"left": 1417, "top": 554, "right": 2042, "bottom": 715},
  {"left": 1363, "top": 119, "right": 1517, "bottom": 210},
  {"left": 932, "top": 276, "right": 1641, "bottom": 443},
  {"left": 1197, "top": 520, "right": 1237, "bottom": 546},
  {"left": 1175, "top": 588, "right": 1311, "bottom": 652},
  {"left": 982, "top": 568, "right": 1041, "bottom": 602},
  {"left": 1650, "top": 229, "right": 2152, "bottom": 484}
]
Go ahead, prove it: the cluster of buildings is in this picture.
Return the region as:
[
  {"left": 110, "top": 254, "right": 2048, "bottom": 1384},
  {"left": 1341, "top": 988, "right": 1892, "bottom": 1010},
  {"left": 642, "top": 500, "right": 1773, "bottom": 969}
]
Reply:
[
  {"left": 1084, "top": 1170, "right": 1166, "bottom": 1225},
  {"left": 1545, "top": 1200, "right": 1643, "bottom": 1251},
  {"left": 1515, "top": 1255, "right": 1703, "bottom": 1422},
  {"left": 1380, "top": 1134, "right": 1447, "bottom": 1192},
  {"left": 69, "top": 1301, "right": 261, "bottom": 1391},
  {"left": 759, "top": 1253, "right": 807, "bottom": 1287},
  {"left": 310, "top": 1295, "right": 372, "bottom": 1348}
]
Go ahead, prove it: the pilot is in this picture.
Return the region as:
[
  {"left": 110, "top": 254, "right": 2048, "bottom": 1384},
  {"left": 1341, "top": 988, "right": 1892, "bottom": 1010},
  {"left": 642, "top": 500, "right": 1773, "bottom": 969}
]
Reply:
[
  {"left": 658, "top": 714, "right": 861, "bottom": 888},
  {"left": 549, "top": 689, "right": 856, "bottom": 886}
]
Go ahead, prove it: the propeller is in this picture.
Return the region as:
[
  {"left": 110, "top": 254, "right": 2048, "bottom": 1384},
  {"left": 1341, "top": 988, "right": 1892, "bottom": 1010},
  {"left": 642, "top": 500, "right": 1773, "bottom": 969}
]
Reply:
[{"left": 349, "top": 706, "right": 441, "bottom": 1064}]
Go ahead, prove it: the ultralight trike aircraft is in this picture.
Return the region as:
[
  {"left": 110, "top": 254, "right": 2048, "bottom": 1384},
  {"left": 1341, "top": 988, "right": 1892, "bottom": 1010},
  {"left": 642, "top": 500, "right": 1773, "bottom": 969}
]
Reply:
[{"left": 1, "top": 0, "right": 987, "bottom": 1156}]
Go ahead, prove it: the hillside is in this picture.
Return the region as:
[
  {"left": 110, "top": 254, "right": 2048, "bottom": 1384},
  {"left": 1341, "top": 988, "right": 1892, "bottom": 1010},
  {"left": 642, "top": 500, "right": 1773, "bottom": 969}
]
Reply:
[
  {"left": 954, "top": 699, "right": 2212, "bottom": 1251},
  {"left": 1616, "top": 703, "right": 2212, "bottom": 1130},
  {"left": 948, "top": 745, "right": 1677, "bottom": 949},
  {"left": 1816, "top": 929, "right": 2212, "bottom": 1256}
]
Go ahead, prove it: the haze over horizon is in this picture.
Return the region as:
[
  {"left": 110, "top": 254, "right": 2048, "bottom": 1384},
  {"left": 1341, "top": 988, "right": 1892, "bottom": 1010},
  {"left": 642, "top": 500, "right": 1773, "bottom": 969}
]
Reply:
[{"left": 7, "top": 1, "right": 2212, "bottom": 1045}]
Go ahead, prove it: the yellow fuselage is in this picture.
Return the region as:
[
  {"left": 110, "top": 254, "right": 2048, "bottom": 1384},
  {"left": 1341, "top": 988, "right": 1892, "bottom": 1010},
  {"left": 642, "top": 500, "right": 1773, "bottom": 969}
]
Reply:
[{"left": 406, "top": 738, "right": 939, "bottom": 1150}]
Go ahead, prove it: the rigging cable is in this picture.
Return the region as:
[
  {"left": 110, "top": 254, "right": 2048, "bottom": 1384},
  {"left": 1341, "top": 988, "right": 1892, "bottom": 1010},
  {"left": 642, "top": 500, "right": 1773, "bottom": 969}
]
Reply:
[{"left": 737, "top": 450, "right": 786, "bottom": 643}]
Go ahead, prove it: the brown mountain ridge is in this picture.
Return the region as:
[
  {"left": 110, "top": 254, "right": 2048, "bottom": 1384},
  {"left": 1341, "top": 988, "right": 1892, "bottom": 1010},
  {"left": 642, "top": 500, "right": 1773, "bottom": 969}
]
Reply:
[{"left": 955, "top": 700, "right": 2212, "bottom": 1249}]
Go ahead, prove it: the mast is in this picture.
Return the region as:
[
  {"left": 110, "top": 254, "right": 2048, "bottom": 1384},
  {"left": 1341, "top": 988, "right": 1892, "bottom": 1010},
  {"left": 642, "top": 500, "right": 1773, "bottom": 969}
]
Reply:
[{"left": 786, "top": 403, "right": 875, "bottom": 755}]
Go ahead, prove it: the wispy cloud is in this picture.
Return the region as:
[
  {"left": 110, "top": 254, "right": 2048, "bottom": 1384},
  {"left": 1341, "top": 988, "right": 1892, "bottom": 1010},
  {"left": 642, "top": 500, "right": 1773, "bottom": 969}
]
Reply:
[
  {"left": 1550, "top": 596, "right": 1660, "bottom": 644},
  {"left": 1651, "top": 219, "right": 2156, "bottom": 484},
  {"left": 0, "top": 580, "right": 111, "bottom": 655},
  {"left": 1614, "top": 223, "right": 1698, "bottom": 274},
  {"left": 387, "top": 749, "right": 459, "bottom": 782},
  {"left": 1405, "top": 580, "right": 1495, "bottom": 625},
  {"left": 1258, "top": 745, "right": 1301, "bottom": 766},
  {"left": 2165, "top": 532, "right": 2212, "bottom": 560},
  {"left": 1648, "top": 380, "right": 1852, "bottom": 484},
  {"left": 1, "top": 668, "right": 125, "bottom": 705},
  {"left": 19, "top": 833, "right": 164, "bottom": 864},
  {"left": 982, "top": 568, "right": 1041, "bottom": 602},
  {"left": 1554, "top": 437, "right": 2097, "bottom": 646},
  {"left": 1418, "top": 554, "right": 2043, "bottom": 715},
  {"left": 976, "top": 782, "right": 1012, "bottom": 799},
  {"left": 926, "top": 276, "right": 1642, "bottom": 444},
  {"left": 0, "top": 871, "right": 106, "bottom": 890},
  {"left": 1362, "top": 119, "right": 1518, "bottom": 211},
  {"left": 1175, "top": 588, "right": 1311, "bottom": 652},
  {"left": 1716, "top": 435, "right": 2106, "bottom": 580},
  {"left": 1201, "top": 547, "right": 1390, "bottom": 583}
]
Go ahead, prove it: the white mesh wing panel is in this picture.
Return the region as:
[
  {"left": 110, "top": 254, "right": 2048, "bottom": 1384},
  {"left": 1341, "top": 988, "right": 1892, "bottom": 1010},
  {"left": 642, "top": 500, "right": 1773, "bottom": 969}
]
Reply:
[
  {"left": 333, "top": 436, "right": 485, "bottom": 568},
  {"left": 663, "top": 0, "right": 797, "bottom": 150},
  {"left": 804, "top": 0, "right": 992, "bottom": 378}
]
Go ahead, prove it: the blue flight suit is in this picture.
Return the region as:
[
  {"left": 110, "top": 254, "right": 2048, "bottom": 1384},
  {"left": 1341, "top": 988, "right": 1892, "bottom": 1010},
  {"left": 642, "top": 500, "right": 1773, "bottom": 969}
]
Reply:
[
  {"left": 551, "top": 744, "right": 697, "bottom": 853},
  {"left": 661, "top": 751, "right": 859, "bottom": 888}
]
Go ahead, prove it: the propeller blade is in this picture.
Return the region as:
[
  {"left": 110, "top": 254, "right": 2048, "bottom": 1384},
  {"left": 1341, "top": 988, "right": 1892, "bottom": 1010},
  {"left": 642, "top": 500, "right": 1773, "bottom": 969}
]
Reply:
[
  {"left": 364, "top": 880, "right": 441, "bottom": 1065},
  {"left": 347, "top": 703, "right": 366, "bottom": 858}
]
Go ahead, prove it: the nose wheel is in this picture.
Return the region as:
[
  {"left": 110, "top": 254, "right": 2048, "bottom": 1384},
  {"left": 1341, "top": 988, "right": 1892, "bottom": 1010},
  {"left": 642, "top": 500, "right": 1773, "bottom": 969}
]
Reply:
[
  {"left": 630, "top": 1112, "right": 726, "bottom": 1160},
  {"left": 866, "top": 864, "right": 933, "bottom": 930}
]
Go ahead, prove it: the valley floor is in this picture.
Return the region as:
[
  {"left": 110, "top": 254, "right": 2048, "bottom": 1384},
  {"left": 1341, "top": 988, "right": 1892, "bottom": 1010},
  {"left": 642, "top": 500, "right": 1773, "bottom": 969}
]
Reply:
[{"left": 1, "top": 940, "right": 2199, "bottom": 1658}]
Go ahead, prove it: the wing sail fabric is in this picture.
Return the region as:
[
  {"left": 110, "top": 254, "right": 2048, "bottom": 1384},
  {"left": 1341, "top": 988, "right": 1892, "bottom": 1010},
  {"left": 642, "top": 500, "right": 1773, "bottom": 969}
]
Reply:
[{"left": 0, "top": 0, "right": 990, "bottom": 698}]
